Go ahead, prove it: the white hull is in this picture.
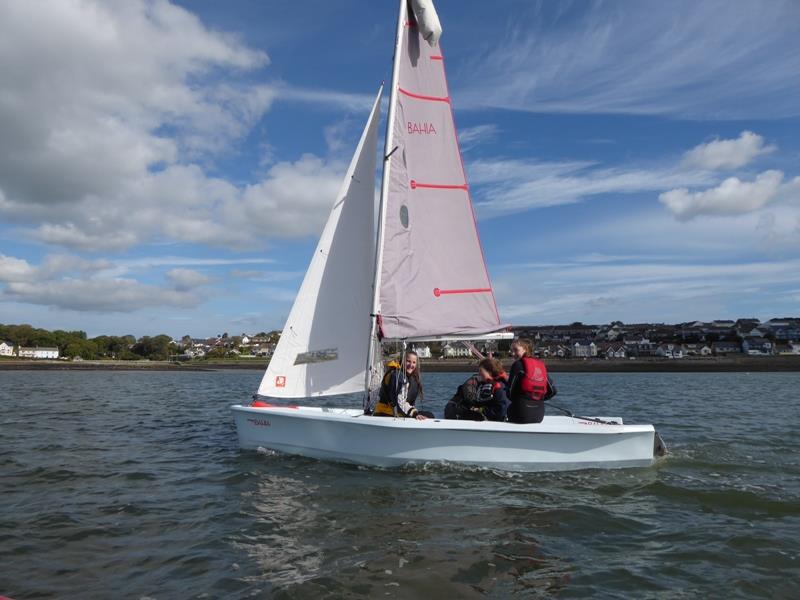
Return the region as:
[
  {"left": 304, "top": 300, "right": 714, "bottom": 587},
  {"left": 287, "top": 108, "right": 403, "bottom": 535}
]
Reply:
[{"left": 231, "top": 405, "right": 659, "bottom": 472}]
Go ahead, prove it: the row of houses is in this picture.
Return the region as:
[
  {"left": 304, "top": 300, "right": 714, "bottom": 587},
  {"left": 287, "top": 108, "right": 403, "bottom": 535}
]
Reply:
[
  {"left": 178, "top": 333, "right": 279, "bottom": 359},
  {"left": 535, "top": 339, "right": 800, "bottom": 359},
  {"left": 515, "top": 318, "right": 800, "bottom": 346},
  {"left": 0, "top": 342, "right": 59, "bottom": 359}
]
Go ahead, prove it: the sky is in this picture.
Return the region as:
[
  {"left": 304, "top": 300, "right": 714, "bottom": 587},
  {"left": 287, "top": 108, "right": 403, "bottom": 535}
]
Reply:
[{"left": 0, "top": 0, "right": 799, "bottom": 339}]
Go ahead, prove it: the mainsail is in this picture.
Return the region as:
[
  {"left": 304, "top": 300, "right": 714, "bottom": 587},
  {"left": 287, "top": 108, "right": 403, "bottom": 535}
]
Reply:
[
  {"left": 257, "top": 87, "right": 382, "bottom": 398},
  {"left": 374, "top": 1, "right": 504, "bottom": 341}
]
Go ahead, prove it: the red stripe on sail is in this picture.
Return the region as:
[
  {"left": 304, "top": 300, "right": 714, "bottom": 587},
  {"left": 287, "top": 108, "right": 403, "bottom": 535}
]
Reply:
[
  {"left": 399, "top": 88, "right": 450, "bottom": 103},
  {"left": 410, "top": 180, "right": 468, "bottom": 191},
  {"left": 430, "top": 55, "right": 443, "bottom": 60},
  {"left": 433, "top": 287, "right": 493, "bottom": 297}
]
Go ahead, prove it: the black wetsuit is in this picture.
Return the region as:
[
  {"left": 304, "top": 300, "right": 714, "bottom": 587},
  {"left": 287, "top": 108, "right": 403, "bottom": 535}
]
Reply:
[{"left": 445, "top": 375, "right": 510, "bottom": 421}]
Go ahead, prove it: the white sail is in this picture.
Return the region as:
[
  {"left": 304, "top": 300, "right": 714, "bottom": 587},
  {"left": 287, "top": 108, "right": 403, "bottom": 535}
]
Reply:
[
  {"left": 258, "top": 87, "right": 382, "bottom": 398},
  {"left": 375, "top": 2, "right": 505, "bottom": 341}
]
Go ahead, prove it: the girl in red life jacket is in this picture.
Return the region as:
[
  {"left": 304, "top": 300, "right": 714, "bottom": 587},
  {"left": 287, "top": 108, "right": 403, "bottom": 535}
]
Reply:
[
  {"left": 507, "top": 338, "right": 557, "bottom": 424},
  {"left": 473, "top": 357, "right": 511, "bottom": 422}
]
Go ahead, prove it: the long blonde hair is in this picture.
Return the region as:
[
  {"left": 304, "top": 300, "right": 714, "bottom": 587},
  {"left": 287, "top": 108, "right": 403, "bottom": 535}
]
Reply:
[
  {"left": 511, "top": 338, "right": 532, "bottom": 356},
  {"left": 405, "top": 349, "right": 424, "bottom": 399}
]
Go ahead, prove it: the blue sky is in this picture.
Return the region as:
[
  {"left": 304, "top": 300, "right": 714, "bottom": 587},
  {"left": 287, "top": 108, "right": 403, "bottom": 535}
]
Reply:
[{"left": 0, "top": 0, "right": 798, "bottom": 338}]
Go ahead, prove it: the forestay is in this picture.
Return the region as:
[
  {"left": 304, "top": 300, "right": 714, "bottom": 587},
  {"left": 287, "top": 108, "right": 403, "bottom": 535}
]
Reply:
[
  {"left": 377, "top": 3, "right": 504, "bottom": 340},
  {"left": 257, "top": 87, "right": 382, "bottom": 398}
]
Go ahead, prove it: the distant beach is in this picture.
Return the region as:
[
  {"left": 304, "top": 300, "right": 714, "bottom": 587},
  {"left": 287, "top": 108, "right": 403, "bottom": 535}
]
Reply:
[{"left": 2, "top": 356, "right": 799, "bottom": 372}]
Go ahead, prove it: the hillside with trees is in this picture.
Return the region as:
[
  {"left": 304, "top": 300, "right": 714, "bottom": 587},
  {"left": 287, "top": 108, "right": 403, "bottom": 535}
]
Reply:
[{"left": 0, "top": 324, "right": 166, "bottom": 360}]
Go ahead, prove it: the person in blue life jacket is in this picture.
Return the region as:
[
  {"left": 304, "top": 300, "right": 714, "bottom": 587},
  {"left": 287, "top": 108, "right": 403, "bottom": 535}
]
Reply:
[
  {"left": 444, "top": 357, "right": 510, "bottom": 421},
  {"left": 506, "top": 338, "right": 557, "bottom": 424},
  {"left": 372, "top": 350, "right": 434, "bottom": 419}
]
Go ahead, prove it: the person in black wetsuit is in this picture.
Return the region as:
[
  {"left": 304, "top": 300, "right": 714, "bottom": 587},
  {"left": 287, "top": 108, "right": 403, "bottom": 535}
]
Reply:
[
  {"left": 506, "top": 339, "right": 556, "bottom": 424},
  {"left": 372, "top": 350, "right": 433, "bottom": 419},
  {"left": 444, "top": 357, "right": 510, "bottom": 421}
]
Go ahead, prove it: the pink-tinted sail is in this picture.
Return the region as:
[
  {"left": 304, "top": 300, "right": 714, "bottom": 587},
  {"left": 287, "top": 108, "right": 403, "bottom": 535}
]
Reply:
[{"left": 378, "top": 9, "right": 503, "bottom": 340}]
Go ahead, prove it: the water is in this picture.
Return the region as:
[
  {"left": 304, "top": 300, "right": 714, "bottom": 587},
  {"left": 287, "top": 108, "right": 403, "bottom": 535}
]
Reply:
[{"left": 1, "top": 370, "right": 798, "bottom": 599}]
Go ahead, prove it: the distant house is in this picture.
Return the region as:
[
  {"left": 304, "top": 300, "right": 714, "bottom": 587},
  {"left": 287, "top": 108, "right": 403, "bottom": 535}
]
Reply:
[
  {"left": 0, "top": 341, "right": 14, "bottom": 357},
  {"left": 741, "top": 327, "right": 766, "bottom": 339},
  {"left": 711, "top": 341, "right": 741, "bottom": 355},
  {"left": 602, "top": 343, "right": 626, "bottom": 359},
  {"left": 442, "top": 343, "right": 470, "bottom": 358},
  {"left": 656, "top": 343, "right": 683, "bottom": 359},
  {"left": 623, "top": 337, "right": 654, "bottom": 357},
  {"left": 17, "top": 347, "right": 59, "bottom": 359},
  {"left": 253, "top": 344, "right": 274, "bottom": 357},
  {"left": 572, "top": 340, "right": 597, "bottom": 358},
  {"left": 537, "top": 344, "right": 570, "bottom": 359},
  {"left": 742, "top": 337, "right": 773, "bottom": 355},
  {"left": 411, "top": 345, "right": 431, "bottom": 359},
  {"left": 771, "top": 326, "right": 800, "bottom": 341},
  {"left": 682, "top": 343, "right": 712, "bottom": 356}
]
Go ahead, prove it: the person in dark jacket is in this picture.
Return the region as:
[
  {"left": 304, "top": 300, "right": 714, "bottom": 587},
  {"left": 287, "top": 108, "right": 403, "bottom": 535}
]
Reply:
[
  {"left": 474, "top": 357, "right": 510, "bottom": 421},
  {"left": 506, "top": 339, "right": 556, "bottom": 424},
  {"left": 444, "top": 373, "right": 482, "bottom": 420},
  {"left": 372, "top": 351, "right": 432, "bottom": 419},
  {"left": 444, "top": 357, "right": 510, "bottom": 421}
]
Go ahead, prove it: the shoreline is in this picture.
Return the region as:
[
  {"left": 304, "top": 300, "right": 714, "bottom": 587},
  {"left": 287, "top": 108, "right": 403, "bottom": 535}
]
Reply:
[{"left": 1, "top": 356, "right": 799, "bottom": 372}]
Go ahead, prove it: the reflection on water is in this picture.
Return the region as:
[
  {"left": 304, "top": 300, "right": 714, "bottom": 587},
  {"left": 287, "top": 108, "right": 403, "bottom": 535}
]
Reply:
[
  {"left": 235, "top": 470, "right": 324, "bottom": 587},
  {"left": 233, "top": 453, "right": 577, "bottom": 598},
  {"left": 1, "top": 370, "right": 799, "bottom": 598}
]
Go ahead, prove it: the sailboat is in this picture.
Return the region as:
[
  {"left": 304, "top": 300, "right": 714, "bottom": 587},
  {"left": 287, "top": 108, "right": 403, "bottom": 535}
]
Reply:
[{"left": 231, "top": 0, "right": 665, "bottom": 472}]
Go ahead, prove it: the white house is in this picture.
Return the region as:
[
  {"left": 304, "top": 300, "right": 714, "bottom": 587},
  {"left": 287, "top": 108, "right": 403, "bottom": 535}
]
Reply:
[
  {"left": 572, "top": 340, "right": 597, "bottom": 358},
  {"left": 411, "top": 345, "right": 431, "bottom": 359},
  {"left": 18, "top": 347, "right": 60, "bottom": 359},
  {"left": 742, "top": 337, "right": 773, "bottom": 355},
  {"left": 604, "top": 344, "right": 626, "bottom": 359},
  {"left": 656, "top": 344, "right": 683, "bottom": 359},
  {"left": 442, "top": 343, "right": 470, "bottom": 358},
  {"left": 0, "top": 341, "right": 14, "bottom": 357}
]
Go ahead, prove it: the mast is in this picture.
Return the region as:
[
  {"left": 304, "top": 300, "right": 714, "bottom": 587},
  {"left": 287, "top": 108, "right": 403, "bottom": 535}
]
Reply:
[{"left": 364, "top": 0, "right": 407, "bottom": 405}]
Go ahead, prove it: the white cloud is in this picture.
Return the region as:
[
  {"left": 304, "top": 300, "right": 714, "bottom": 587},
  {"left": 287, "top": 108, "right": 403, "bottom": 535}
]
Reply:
[
  {"left": 5, "top": 279, "right": 201, "bottom": 313},
  {"left": 0, "top": 1, "right": 360, "bottom": 253},
  {"left": 457, "top": 1, "right": 800, "bottom": 119},
  {"left": 233, "top": 154, "right": 347, "bottom": 239},
  {"left": 4, "top": 154, "right": 346, "bottom": 251},
  {"left": 276, "top": 84, "right": 374, "bottom": 113},
  {"left": 166, "top": 268, "right": 212, "bottom": 291},
  {"left": 0, "top": 255, "right": 36, "bottom": 282},
  {"left": 659, "top": 170, "right": 783, "bottom": 221},
  {"left": 0, "top": 0, "right": 270, "bottom": 206},
  {"left": 683, "top": 131, "right": 776, "bottom": 170},
  {"left": 230, "top": 269, "right": 304, "bottom": 282},
  {"left": 471, "top": 158, "right": 714, "bottom": 216},
  {"left": 458, "top": 124, "right": 500, "bottom": 151},
  {"left": 494, "top": 254, "right": 800, "bottom": 325},
  {"left": 0, "top": 252, "right": 227, "bottom": 312}
]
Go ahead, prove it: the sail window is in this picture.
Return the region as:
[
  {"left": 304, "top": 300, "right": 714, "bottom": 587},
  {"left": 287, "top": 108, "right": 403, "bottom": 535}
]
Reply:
[
  {"left": 400, "top": 204, "right": 409, "bottom": 228},
  {"left": 294, "top": 348, "right": 338, "bottom": 365}
]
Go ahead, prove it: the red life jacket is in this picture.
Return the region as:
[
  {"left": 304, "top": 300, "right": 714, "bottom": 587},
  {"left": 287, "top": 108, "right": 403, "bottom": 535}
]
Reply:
[
  {"left": 519, "top": 357, "right": 548, "bottom": 401},
  {"left": 491, "top": 374, "right": 507, "bottom": 393}
]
